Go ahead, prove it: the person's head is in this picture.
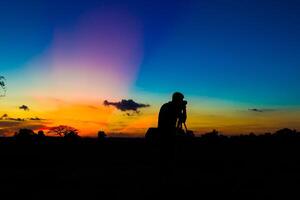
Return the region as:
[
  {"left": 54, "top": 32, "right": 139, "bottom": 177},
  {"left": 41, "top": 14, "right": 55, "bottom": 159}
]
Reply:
[{"left": 172, "top": 92, "right": 186, "bottom": 107}]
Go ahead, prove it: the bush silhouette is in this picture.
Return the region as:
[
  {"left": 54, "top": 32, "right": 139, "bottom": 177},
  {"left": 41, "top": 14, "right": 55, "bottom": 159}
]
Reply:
[
  {"left": 202, "top": 129, "right": 220, "bottom": 138},
  {"left": 37, "top": 130, "right": 45, "bottom": 137},
  {"left": 274, "top": 128, "right": 297, "bottom": 137},
  {"left": 64, "top": 131, "right": 80, "bottom": 140},
  {"left": 14, "top": 129, "right": 36, "bottom": 141},
  {"left": 15, "top": 129, "right": 35, "bottom": 137},
  {"left": 97, "top": 131, "right": 107, "bottom": 140}
]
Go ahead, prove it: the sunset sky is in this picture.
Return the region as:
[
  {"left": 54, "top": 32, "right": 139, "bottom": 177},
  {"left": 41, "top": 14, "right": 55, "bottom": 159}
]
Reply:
[{"left": 1, "top": 0, "right": 300, "bottom": 136}]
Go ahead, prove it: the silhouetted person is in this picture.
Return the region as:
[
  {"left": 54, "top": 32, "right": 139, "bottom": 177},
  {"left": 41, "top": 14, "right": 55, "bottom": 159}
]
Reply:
[
  {"left": 158, "top": 92, "right": 187, "bottom": 136},
  {"left": 157, "top": 92, "right": 187, "bottom": 184},
  {"left": 146, "top": 92, "right": 192, "bottom": 143}
]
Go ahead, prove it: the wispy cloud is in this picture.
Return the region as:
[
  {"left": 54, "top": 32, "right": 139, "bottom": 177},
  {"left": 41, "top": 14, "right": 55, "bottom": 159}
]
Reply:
[
  {"left": 0, "top": 121, "right": 48, "bottom": 136},
  {"left": 248, "top": 108, "right": 276, "bottom": 113},
  {"left": 0, "top": 114, "right": 47, "bottom": 136},
  {"left": 29, "top": 117, "right": 42, "bottom": 121},
  {"left": 0, "top": 114, "right": 43, "bottom": 122}
]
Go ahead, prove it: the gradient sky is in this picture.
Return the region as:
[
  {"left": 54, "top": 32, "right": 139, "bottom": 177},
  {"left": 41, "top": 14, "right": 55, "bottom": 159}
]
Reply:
[{"left": 1, "top": 0, "right": 300, "bottom": 136}]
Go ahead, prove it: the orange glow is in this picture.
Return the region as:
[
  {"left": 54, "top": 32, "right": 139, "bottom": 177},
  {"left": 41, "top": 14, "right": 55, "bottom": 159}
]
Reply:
[{"left": 1, "top": 95, "right": 300, "bottom": 137}]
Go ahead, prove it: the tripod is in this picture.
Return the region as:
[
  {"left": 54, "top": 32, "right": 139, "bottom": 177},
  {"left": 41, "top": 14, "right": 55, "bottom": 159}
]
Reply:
[
  {"left": 177, "top": 106, "right": 187, "bottom": 133},
  {"left": 177, "top": 120, "right": 188, "bottom": 134}
]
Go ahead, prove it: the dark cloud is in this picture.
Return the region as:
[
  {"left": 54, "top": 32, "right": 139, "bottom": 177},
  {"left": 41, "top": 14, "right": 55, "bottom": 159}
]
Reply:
[
  {"left": 0, "top": 114, "right": 43, "bottom": 122},
  {"left": 126, "top": 112, "right": 136, "bottom": 116},
  {"left": 29, "top": 117, "right": 42, "bottom": 121},
  {"left": 0, "top": 121, "right": 47, "bottom": 136},
  {"left": 19, "top": 105, "right": 30, "bottom": 111},
  {"left": 248, "top": 108, "right": 276, "bottom": 113},
  {"left": 248, "top": 108, "right": 263, "bottom": 112},
  {"left": 0, "top": 114, "right": 8, "bottom": 119},
  {"left": 103, "top": 99, "right": 150, "bottom": 112},
  {"left": 0, "top": 120, "right": 21, "bottom": 127},
  {"left": 0, "top": 115, "right": 25, "bottom": 121},
  {"left": 0, "top": 114, "right": 46, "bottom": 136},
  {"left": 7, "top": 118, "right": 25, "bottom": 121}
]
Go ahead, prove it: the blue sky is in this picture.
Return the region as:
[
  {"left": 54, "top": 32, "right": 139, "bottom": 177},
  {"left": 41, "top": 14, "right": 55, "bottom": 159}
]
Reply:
[
  {"left": 2, "top": 0, "right": 299, "bottom": 105},
  {"left": 0, "top": 0, "right": 300, "bottom": 135},
  {"left": 134, "top": 0, "right": 300, "bottom": 105}
]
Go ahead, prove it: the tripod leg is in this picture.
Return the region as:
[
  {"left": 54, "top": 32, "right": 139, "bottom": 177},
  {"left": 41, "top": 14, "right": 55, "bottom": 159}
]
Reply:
[{"left": 184, "top": 123, "right": 188, "bottom": 133}]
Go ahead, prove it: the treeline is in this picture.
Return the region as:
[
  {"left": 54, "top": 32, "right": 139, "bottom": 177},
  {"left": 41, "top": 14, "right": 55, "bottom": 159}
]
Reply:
[
  {"left": 4, "top": 127, "right": 299, "bottom": 141},
  {"left": 201, "top": 128, "right": 300, "bottom": 140}
]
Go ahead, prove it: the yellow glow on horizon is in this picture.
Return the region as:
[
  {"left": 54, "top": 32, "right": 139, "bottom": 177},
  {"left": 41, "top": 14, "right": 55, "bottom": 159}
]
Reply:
[{"left": 1, "top": 95, "right": 300, "bottom": 137}]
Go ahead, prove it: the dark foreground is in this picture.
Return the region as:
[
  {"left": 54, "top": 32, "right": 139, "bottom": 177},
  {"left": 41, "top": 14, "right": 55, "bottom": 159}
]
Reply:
[{"left": 1, "top": 136, "right": 300, "bottom": 200}]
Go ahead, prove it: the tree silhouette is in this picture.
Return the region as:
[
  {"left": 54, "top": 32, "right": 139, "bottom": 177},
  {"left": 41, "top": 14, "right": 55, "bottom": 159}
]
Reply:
[{"left": 48, "top": 125, "right": 78, "bottom": 137}]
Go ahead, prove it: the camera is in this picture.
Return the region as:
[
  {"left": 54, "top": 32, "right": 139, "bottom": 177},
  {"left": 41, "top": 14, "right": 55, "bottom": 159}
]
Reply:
[{"left": 181, "top": 100, "right": 187, "bottom": 109}]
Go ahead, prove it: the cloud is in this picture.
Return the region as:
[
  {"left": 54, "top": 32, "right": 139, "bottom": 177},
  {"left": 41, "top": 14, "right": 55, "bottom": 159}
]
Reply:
[
  {"left": 19, "top": 105, "right": 30, "bottom": 111},
  {"left": 0, "top": 115, "right": 25, "bottom": 121},
  {"left": 0, "top": 114, "right": 46, "bottom": 136},
  {"left": 103, "top": 99, "right": 150, "bottom": 113},
  {"left": 248, "top": 108, "right": 276, "bottom": 113},
  {"left": 7, "top": 118, "right": 25, "bottom": 121},
  {"left": 0, "top": 114, "right": 8, "bottom": 119},
  {"left": 0, "top": 120, "right": 48, "bottom": 136},
  {"left": 29, "top": 117, "right": 42, "bottom": 121},
  {"left": 0, "top": 114, "right": 42, "bottom": 122},
  {"left": 0, "top": 120, "right": 21, "bottom": 127}
]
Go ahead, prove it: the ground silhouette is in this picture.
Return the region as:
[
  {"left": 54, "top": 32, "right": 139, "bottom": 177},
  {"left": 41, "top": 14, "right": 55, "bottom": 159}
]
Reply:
[
  {"left": 0, "top": 92, "right": 299, "bottom": 199},
  {"left": 0, "top": 127, "right": 299, "bottom": 199}
]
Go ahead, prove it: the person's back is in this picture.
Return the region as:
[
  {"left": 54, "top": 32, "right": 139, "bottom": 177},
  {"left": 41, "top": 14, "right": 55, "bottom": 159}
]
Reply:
[
  {"left": 158, "top": 92, "right": 187, "bottom": 134},
  {"left": 158, "top": 101, "right": 180, "bottom": 130}
]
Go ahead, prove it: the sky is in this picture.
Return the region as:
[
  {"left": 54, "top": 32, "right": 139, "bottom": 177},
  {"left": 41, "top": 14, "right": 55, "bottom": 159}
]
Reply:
[{"left": 0, "top": 0, "right": 300, "bottom": 136}]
